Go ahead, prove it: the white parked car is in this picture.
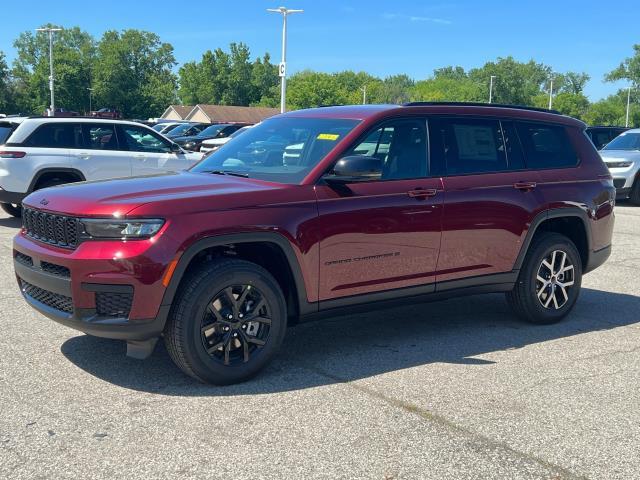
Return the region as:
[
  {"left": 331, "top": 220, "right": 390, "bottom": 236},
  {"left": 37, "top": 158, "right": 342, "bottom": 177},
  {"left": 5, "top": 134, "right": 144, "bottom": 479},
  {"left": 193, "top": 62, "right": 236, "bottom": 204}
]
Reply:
[
  {"left": 0, "top": 117, "right": 202, "bottom": 217},
  {"left": 599, "top": 128, "right": 640, "bottom": 205},
  {"left": 199, "top": 125, "right": 253, "bottom": 153}
]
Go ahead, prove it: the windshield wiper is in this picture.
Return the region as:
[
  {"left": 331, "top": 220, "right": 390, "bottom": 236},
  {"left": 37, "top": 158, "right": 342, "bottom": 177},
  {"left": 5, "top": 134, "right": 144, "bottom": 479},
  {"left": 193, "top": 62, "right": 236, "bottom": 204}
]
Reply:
[{"left": 201, "top": 170, "right": 249, "bottom": 178}]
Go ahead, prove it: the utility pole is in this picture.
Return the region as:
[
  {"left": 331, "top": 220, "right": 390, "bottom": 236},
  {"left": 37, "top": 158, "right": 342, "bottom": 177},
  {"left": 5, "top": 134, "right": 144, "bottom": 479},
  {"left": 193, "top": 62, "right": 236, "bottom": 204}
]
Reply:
[
  {"left": 36, "top": 27, "right": 62, "bottom": 116},
  {"left": 362, "top": 85, "right": 367, "bottom": 105},
  {"left": 548, "top": 77, "right": 554, "bottom": 110},
  {"left": 87, "top": 87, "right": 94, "bottom": 114},
  {"left": 489, "top": 75, "right": 496, "bottom": 103},
  {"left": 626, "top": 86, "right": 632, "bottom": 128},
  {"left": 267, "top": 6, "right": 303, "bottom": 114}
]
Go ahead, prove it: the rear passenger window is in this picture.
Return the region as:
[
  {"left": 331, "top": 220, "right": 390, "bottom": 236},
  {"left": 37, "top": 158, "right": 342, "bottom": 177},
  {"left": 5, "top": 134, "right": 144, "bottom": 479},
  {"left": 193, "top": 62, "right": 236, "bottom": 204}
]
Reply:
[
  {"left": 25, "top": 123, "right": 83, "bottom": 148},
  {"left": 432, "top": 118, "right": 507, "bottom": 175},
  {"left": 84, "top": 124, "right": 118, "bottom": 150},
  {"left": 516, "top": 123, "right": 577, "bottom": 169}
]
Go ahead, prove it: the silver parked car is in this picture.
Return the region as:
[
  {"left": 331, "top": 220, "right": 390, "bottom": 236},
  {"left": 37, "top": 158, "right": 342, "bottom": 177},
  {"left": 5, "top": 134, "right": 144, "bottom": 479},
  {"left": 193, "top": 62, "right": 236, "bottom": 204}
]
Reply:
[{"left": 599, "top": 128, "right": 640, "bottom": 204}]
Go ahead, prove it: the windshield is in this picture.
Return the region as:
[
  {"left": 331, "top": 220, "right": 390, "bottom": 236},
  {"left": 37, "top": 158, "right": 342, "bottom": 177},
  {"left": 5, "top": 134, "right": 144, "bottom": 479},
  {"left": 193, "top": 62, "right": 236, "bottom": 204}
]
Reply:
[
  {"left": 197, "top": 124, "right": 227, "bottom": 138},
  {"left": 192, "top": 117, "right": 360, "bottom": 184},
  {"left": 603, "top": 132, "right": 640, "bottom": 151},
  {"left": 152, "top": 124, "right": 167, "bottom": 132},
  {"left": 167, "top": 123, "right": 196, "bottom": 136}
]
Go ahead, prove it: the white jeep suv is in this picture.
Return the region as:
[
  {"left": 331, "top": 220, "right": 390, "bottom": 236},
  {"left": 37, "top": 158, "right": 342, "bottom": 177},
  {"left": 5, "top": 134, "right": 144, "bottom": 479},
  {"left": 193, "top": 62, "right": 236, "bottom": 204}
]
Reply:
[{"left": 0, "top": 117, "right": 202, "bottom": 216}]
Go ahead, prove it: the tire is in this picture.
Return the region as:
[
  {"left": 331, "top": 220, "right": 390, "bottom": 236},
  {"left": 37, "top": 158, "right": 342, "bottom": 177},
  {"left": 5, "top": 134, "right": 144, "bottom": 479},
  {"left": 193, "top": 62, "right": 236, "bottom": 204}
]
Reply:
[
  {"left": 164, "top": 258, "right": 287, "bottom": 385},
  {"left": 35, "top": 177, "right": 75, "bottom": 190},
  {"left": 506, "top": 232, "right": 582, "bottom": 324},
  {"left": 1, "top": 203, "right": 22, "bottom": 218},
  {"left": 630, "top": 175, "right": 640, "bottom": 206}
]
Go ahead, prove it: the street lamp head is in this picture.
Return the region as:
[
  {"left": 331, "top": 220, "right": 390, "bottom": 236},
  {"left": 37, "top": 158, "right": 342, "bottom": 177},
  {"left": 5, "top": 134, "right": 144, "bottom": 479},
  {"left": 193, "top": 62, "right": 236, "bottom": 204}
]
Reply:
[
  {"left": 267, "top": 7, "right": 303, "bottom": 14},
  {"left": 36, "top": 28, "right": 62, "bottom": 32}
]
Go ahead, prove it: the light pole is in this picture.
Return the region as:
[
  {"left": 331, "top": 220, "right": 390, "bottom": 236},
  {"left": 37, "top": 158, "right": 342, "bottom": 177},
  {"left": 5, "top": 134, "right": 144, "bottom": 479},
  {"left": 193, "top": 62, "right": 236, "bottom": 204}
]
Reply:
[
  {"left": 362, "top": 85, "right": 367, "bottom": 105},
  {"left": 548, "top": 77, "right": 554, "bottom": 110},
  {"left": 36, "top": 27, "right": 62, "bottom": 116},
  {"left": 267, "top": 6, "right": 303, "bottom": 113},
  {"left": 626, "top": 86, "right": 632, "bottom": 128},
  {"left": 87, "top": 87, "right": 94, "bottom": 114},
  {"left": 489, "top": 75, "right": 496, "bottom": 103}
]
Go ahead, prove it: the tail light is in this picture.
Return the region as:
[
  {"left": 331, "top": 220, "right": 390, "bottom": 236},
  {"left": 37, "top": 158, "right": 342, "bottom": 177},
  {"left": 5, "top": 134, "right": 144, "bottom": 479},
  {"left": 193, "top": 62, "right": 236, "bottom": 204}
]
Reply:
[{"left": 0, "top": 151, "right": 26, "bottom": 158}]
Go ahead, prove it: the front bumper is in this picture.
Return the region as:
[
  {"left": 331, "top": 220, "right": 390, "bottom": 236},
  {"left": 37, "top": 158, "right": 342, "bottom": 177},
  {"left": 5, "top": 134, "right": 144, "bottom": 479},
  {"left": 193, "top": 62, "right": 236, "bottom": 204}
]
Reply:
[
  {"left": 13, "top": 230, "right": 176, "bottom": 341},
  {"left": 0, "top": 188, "right": 27, "bottom": 204}
]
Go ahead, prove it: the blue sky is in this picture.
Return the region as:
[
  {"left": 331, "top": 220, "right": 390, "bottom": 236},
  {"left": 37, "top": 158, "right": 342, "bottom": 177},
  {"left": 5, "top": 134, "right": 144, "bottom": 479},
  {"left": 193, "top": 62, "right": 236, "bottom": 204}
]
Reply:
[{"left": 1, "top": 0, "right": 636, "bottom": 100}]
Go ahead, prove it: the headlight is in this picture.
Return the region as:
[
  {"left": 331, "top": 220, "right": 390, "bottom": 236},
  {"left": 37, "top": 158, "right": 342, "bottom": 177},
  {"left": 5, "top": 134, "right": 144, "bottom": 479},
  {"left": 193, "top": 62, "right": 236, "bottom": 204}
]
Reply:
[
  {"left": 81, "top": 219, "right": 164, "bottom": 239},
  {"left": 607, "top": 161, "right": 632, "bottom": 168},
  {"left": 183, "top": 142, "right": 196, "bottom": 150}
]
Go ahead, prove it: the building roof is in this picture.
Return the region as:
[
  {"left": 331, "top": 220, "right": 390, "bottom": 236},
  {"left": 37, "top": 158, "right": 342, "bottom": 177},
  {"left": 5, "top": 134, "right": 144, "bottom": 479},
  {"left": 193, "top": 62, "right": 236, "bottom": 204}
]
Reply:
[
  {"left": 161, "top": 105, "right": 194, "bottom": 120},
  {"left": 187, "top": 105, "right": 280, "bottom": 123}
]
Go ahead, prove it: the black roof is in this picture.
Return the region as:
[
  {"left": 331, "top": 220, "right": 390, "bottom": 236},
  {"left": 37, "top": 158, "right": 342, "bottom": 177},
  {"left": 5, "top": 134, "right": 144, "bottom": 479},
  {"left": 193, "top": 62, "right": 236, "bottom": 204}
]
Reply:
[{"left": 403, "top": 101, "right": 561, "bottom": 115}]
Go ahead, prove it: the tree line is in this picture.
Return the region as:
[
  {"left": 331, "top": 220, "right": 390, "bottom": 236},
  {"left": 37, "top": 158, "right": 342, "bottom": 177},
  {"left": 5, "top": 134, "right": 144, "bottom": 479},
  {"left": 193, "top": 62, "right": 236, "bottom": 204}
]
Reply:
[{"left": 1, "top": 24, "right": 639, "bottom": 126}]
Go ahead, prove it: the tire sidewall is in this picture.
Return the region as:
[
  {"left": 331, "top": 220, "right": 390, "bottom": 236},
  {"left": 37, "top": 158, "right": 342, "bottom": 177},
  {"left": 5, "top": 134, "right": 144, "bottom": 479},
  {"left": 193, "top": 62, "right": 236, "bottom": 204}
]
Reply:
[
  {"left": 180, "top": 264, "right": 287, "bottom": 384},
  {"left": 522, "top": 235, "right": 583, "bottom": 324}
]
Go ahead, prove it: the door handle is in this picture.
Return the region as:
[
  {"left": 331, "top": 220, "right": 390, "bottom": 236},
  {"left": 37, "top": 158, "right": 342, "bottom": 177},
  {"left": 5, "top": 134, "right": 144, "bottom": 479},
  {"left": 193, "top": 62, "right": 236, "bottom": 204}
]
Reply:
[
  {"left": 408, "top": 188, "right": 438, "bottom": 199},
  {"left": 134, "top": 154, "right": 146, "bottom": 160},
  {"left": 514, "top": 181, "right": 537, "bottom": 191},
  {"left": 76, "top": 152, "right": 90, "bottom": 160}
]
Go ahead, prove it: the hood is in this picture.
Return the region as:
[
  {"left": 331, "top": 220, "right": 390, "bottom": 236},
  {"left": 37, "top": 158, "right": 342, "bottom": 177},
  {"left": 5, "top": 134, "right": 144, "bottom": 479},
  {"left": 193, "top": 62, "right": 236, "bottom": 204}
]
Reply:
[
  {"left": 23, "top": 171, "right": 285, "bottom": 217},
  {"left": 599, "top": 150, "right": 640, "bottom": 162}
]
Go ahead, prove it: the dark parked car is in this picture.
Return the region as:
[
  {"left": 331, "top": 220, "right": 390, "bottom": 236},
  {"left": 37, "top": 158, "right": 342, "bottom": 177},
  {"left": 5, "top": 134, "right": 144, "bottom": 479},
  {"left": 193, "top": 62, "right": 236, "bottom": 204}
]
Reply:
[
  {"left": 13, "top": 102, "right": 615, "bottom": 385},
  {"left": 173, "top": 123, "right": 249, "bottom": 151},
  {"left": 586, "top": 126, "right": 628, "bottom": 150},
  {"left": 90, "top": 108, "right": 121, "bottom": 119},
  {"left": 164, "top": 122, "right": 210, "bottom": 139}
]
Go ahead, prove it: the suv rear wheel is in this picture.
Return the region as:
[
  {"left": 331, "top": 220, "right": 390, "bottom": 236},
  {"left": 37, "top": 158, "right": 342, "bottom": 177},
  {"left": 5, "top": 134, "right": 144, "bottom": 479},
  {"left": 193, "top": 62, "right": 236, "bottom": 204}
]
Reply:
[
  {"left": 506, "top": 232, "right": 582, "bottom": 324},
  {"left": 164, "top": 258, "right": 287, "bottom": 385}
]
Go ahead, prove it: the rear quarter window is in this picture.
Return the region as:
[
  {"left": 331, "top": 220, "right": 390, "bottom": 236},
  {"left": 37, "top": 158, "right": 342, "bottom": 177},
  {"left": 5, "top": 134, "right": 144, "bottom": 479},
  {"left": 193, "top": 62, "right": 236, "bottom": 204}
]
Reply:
[
  {"left": 516, "top": 122, "right": 577, "bottom": 169},
  {"left": 25, "top": 123, "right": 83, "bottom": 149}
]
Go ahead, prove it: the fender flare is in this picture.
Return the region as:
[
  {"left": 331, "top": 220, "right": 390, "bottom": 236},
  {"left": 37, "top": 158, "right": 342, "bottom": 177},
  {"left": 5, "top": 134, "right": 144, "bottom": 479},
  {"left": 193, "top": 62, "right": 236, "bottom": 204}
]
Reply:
[
  {"left": 28, "top": 168, "right": 86, "bottom": 193},
  {"left": 160, "top": 232, "right": 316, "bottom": 316},
  {"left": 513, "top": 207, "right": 592, "bottom": 271}
]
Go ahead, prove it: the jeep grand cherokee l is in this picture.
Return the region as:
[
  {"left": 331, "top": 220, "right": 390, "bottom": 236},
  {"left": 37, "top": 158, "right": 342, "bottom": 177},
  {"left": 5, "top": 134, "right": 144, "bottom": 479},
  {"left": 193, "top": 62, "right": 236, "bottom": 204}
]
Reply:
[{"left": 13, "top": 103, "right": 615, "bottom": 384}]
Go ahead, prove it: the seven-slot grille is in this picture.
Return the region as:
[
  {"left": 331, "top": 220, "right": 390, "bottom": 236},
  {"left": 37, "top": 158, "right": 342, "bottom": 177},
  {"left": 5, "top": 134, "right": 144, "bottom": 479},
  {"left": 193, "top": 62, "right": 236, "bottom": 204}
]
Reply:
[{"left": 22, "top": 207, "right": 80, "bottom": 248}]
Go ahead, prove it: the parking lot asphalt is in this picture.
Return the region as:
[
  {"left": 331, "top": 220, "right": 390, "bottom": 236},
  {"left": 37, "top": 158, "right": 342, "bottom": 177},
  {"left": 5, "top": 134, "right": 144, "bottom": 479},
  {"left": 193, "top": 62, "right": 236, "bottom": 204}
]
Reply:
[{"left": 0, "top": 204, "right": 639, "bottom": 480}]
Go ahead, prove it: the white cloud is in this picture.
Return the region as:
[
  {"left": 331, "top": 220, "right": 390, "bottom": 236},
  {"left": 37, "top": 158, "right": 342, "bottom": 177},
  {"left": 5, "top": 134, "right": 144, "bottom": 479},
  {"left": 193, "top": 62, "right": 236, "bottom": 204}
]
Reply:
[{"left": 382, "top": 12, "right": 452, "bottom": 25}]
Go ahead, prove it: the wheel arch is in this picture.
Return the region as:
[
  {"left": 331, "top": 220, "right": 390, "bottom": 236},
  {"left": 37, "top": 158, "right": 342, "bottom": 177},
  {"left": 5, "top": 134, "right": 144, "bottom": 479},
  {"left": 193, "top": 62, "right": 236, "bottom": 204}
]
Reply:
[
  {"left": 160, "top": 233, "right": 316, "bottom": 321},
  {"left": 28, "top": 168, "right": 86, "bottom": 193},
  {"left": 514, "top": 208, "right": 592, "bottom": 272}
]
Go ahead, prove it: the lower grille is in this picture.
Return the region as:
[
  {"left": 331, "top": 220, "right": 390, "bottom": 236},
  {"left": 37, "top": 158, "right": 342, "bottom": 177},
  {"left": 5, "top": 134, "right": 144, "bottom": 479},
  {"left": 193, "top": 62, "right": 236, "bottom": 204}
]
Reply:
[
  {"left": 21, "top": 280, "right": 73, "bottom": 314},
  {"left": 613, "top": 178, "right": 626, "bottom": 189},
  {"left": 41, "top": 261, "right": 71, "bottom": 278},
  {"left": 15, "top": 252, "right": 33, "bottom": 267},
  {"left": 96, "top": 292, "right": 133, "bottom": 317}
]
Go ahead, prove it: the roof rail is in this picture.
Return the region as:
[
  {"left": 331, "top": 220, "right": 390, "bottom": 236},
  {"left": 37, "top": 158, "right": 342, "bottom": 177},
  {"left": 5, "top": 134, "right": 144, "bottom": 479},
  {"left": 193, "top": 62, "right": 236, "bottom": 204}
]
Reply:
[{"left": 403, "top": 101, "right": 561, "bottom": 115}]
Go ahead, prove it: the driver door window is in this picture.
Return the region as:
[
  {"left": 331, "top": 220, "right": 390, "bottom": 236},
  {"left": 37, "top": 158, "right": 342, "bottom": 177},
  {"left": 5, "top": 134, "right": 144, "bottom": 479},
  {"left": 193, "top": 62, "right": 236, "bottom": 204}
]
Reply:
[
  {"left": 345, "top": 120, "right": 428, "bottom": 180},
  {"left": 116, "top": 125, "right": 188, "bottom": 175}
]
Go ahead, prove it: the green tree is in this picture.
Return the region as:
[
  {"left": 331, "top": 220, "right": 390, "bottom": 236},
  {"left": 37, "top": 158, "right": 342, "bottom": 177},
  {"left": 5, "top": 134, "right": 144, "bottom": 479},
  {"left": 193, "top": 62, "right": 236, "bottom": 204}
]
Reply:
[
  {"left": 251, "top": 53, "right": 278, "bottom": 105},
  {"left": 410, "top": 76, "right": 483, "bottom": 102},
  {"left": 11, "top": 24, "right": 95, "bottom": 114},
  {"left": 92, "top": 29, "right": 176, "bottom": 118},
  {"left": 0, "top": 51, "right": 14, "bottom": 113},
  {"left": 469, "top": 57, "right": 550, "bottom": 105},
  {"left": 606, "top": 44, "right": 640, "bottom": 88}
]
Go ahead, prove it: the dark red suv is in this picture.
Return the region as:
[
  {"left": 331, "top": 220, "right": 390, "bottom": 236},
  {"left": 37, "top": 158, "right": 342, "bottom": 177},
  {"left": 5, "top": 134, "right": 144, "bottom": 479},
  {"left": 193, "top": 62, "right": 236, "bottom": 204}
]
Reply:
[{"left": 13, "top": 103, "right": 615, "bottom": 384}]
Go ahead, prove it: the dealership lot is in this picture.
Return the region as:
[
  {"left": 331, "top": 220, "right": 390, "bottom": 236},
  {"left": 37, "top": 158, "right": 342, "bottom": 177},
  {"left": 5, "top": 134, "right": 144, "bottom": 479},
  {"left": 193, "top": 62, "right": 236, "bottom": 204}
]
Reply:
[{"left": 0, "top": 205, "right": 638, "bottom": 480}]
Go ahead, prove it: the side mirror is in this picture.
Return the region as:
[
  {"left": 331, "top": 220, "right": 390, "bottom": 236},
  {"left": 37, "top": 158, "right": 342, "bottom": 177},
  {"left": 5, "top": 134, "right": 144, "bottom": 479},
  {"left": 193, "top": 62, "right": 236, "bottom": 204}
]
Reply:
[
  {"left": 170, "top": 142, "right": 183, "bottom": 154},
  {"left": 324, "top": 155, "right": 382, "bottom": 183}
]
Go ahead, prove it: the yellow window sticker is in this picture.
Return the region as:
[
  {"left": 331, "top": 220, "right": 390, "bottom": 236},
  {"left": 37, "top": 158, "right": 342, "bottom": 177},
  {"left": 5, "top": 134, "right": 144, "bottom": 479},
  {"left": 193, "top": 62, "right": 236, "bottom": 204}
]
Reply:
[{"left": 317, "top": 133, "right": 340, "bottom": 141}]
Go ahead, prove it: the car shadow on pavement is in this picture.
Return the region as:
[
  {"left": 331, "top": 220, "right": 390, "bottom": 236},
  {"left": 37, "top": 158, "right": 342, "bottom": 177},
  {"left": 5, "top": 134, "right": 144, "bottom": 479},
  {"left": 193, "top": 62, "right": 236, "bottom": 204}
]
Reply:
[{"left": 61, "top": 288, "right": 640, "bottom": 395}]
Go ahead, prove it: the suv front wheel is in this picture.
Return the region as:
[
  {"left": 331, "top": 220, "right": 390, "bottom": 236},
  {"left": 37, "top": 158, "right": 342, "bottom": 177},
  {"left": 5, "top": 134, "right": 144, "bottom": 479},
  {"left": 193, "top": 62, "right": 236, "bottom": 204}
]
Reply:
[
  {"left": 1, "top": 203, "right": 22, "bottom": 218},
  {"left": 506, "top": 232, "right": 583, "bottom": 324},
  {"left": 164, "top": 258, "right": 287, "bottom": 384}
]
